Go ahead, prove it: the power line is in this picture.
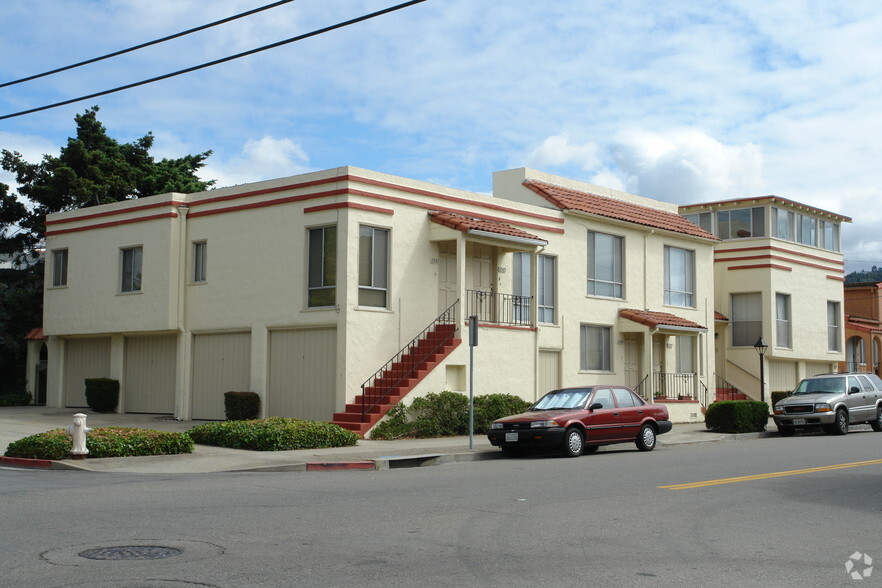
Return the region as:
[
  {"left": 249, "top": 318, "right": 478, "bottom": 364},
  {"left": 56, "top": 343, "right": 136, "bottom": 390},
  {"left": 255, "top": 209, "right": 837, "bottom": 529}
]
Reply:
[
  {"left": 0, "top": 0, "right": 428, "bottom": 121},
  {"left": 0, "top": 0, "right": 298, "bottom": 89}
]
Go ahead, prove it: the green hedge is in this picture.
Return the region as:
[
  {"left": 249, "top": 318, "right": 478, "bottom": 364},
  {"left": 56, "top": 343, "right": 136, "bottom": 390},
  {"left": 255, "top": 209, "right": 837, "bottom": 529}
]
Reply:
[
  {"left": 188, "top": 417, "right": 358, "bottom": 451},
  {"left": 224, "top": 391, "right": 261, "bottom": 421},
  {"left": 0, "top": 389, "right": 32, "bottom": 407},
  {"left": 370, "top": 391, "right": 532, "bottom": 439},
  {"left": 4, "top": 427, "right": 194, "bottom": 460},
  {"left": 705, "top": 400, "right": 769, "bottom": 433},
  {"left": 770, "top": 391, "right": 789, "bottom": 408},
  {"left": 84, "top": 378, "right": 119, "bottom": 412}
]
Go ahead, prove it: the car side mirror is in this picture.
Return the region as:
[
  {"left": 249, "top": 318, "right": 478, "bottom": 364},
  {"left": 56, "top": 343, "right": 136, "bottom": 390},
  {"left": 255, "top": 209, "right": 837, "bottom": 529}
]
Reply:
[
  {"left": 849, "top": 386, "right": 861, "bottom": 395},
  {"left": 588, "top": 402, "right": 603, "bottom": 411}
]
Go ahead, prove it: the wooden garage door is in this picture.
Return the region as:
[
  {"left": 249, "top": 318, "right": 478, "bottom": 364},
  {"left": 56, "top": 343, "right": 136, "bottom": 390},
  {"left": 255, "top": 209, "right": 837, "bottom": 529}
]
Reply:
[
  {"left": 191, "top": 332, "right": 251, "bottom": 420},
  {"left": 124, "top": 335, "right": 176, "bottom": 414},
  {"left": 538, "top": 350, "right": 560, "bottom": 400},
  {"left": 268, "top": 328, "right": 336, "bottom": 420},
  {"left": 64, "top": 338, "right": 111, "bottom": 407}
]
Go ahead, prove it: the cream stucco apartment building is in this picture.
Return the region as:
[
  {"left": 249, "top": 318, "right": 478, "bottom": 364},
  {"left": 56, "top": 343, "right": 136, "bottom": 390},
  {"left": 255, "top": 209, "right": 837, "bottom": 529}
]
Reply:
[
  {"left": 31, "top": 166, "right": 722, "bottom": 432},
  {"left": 680, "top": 197, "right": 851, "bottom": 402}
]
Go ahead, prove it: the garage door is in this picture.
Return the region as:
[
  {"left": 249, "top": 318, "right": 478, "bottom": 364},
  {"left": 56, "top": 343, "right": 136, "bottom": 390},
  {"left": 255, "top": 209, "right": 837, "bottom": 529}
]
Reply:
[
  {"left": 124, "top": 335, "right": 176, "bottom": 414},
  {"left": 191, "top": 332, "right": 251, "bottom": 420},
  {"left": 268, "top": 328, "right": 336, "bottom": 420},
  {"left": 64, "top": 338, "right": 111, "bottom": 407}
]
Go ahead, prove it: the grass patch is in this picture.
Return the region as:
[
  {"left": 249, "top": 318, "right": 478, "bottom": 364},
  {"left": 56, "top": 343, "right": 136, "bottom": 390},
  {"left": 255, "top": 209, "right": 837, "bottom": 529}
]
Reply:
[
  {"left": 4, "top": 427, "right": 194, "bottom": 460},
  {"left": 188, "top": 417, "right": 358, "bottom": 451}
]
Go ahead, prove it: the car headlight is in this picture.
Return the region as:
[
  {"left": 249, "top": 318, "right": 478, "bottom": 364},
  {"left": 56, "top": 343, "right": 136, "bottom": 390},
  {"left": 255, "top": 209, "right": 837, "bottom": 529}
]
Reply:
[
  {"left": 815, "top": 403, "right": 832, "bottom": 413},
  {"left": 490, "top": 423, "right": 504, "bottom": 430},
  {"left": 531, "top": 420, "right": 560, "bottom": 428},
  {"left": 774, "top": 405, "right": 785, "bottom": 415}
]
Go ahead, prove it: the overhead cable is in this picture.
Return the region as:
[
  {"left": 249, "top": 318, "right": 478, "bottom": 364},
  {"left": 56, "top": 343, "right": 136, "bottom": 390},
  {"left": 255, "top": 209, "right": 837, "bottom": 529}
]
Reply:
[
  {"left": 1, "top": 0, "right": 298, "bottom": 89},
  {"left": 0, "top": 0, "right": 428, "bottom": 121}
]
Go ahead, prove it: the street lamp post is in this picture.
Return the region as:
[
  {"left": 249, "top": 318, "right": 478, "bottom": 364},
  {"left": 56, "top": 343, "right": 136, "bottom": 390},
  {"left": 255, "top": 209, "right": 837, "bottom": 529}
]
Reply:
[{"left": 754, "top": 336, "right": 769, "bottom": 404}]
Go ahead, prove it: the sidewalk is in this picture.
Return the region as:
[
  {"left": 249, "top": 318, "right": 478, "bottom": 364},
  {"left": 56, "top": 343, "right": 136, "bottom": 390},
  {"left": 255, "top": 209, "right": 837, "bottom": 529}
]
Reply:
[{"left": 0, "top": 406, "right": 771, "bottom": 473}]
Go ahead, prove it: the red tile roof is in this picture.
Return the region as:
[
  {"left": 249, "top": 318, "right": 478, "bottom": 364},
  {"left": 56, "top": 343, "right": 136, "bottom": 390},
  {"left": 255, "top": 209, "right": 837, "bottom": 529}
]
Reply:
[
  {"left": 619, "top": 309, "right": 707, "bottom": 331},
  {"left": 523, "top": 179, "right": 717, "bottom": 240},
  {"left": 428, "top": 211, "right": 547, "bottom": 244},
  {"left": 25, "top": 327, "right": 46, "bottom": 340},
  {"left": 714, "top": 311, "right": 729, "bottom": 322}
]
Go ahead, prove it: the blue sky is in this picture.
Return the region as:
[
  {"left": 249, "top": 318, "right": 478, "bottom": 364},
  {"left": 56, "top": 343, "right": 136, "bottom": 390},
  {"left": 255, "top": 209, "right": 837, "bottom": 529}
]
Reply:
[{"left": 2, "top": 0, "right": 881, "bottom": 271}]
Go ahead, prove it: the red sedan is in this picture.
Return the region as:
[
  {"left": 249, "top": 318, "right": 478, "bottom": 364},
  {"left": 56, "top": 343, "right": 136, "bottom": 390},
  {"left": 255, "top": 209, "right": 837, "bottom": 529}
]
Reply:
[{"left": 487, "top": 386, "right": 672, "bottom": 457}]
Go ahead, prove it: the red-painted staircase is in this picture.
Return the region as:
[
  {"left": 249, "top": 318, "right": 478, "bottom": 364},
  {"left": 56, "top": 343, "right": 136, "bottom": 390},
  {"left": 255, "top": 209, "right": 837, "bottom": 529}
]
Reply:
[
  {"left": 715, "top": 387, "right": 748, "bottom": 402},
  {"left": 332, "top": 321, "right": 461, "bottom": 436}
]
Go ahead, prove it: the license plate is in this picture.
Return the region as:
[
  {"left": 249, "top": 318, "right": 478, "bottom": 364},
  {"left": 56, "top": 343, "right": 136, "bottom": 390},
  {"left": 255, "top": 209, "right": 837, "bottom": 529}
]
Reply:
[
  {"left": 505, "top": 432, "right": 518, "bottom": 442},
  {"left": 792, "top": 418, "right": 806, "bottom": 425}
]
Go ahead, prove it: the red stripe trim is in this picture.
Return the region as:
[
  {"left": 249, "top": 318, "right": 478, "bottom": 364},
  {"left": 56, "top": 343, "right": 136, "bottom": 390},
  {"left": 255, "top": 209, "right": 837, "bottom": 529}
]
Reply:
[
  {"left": 304, "top": 202, "right": 394, "bottom": 215},
  {"left": 716, "top": 245, "right": 845, "bottom": 266},
  {"left": 727, "top": 263, "right": 792, "bottom": 271},
  {"left": 188, "top": 189, "right": 347, "bottom": 219},
  {"left": 827, "top": 275, "right": 846, "bottom": 282},
  {"left": 46, "top": 199, "right": 185, "bottom": 226},
  {"left": 715, "top": 253, "right": 843, "bottom": 273},
  {"left": 45, "top": 212, "right": 179, "bottom": 236}
]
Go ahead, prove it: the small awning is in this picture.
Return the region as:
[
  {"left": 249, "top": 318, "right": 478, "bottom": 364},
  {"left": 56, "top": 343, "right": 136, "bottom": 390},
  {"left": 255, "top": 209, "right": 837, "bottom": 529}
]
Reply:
[
  {"left": 714, "top": 311, "right": 729, "bottom": 322},
  {"left": 25, "top": 327, "right": 46, "bottom": 340},
  {"left": 619, "top": 309, "right": 707, "bottom": 333},
  {"left": 428, "top": 211, "right": 548, "bottom": 246}
]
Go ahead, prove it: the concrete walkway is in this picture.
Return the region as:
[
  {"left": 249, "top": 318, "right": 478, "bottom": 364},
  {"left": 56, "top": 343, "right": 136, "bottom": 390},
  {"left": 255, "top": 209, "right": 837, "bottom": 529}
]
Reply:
[{"left": 0, "top": 406, "right": 772, "bottom": 473}]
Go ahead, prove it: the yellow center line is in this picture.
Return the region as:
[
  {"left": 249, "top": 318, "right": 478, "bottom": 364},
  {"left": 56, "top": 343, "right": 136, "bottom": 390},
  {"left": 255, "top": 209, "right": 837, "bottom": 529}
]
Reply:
[{"left": 659, "top": 458, "right": 882, "bottom": 490}]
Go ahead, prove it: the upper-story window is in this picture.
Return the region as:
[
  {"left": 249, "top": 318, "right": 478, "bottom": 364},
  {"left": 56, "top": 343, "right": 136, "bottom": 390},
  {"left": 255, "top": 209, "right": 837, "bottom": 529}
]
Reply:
[
  {"left": 732, "top": 292, "right": 762, "bottom": 347},
  {"left": 308, "top": 226, "right": 336, "bottom": 307},
  {"left": 358, "top": 226, "right": 389, "bottom": 307},
  {"left": 827, "top": 301, "right": 841, "bottom": 352},
  {"left": 772, "top": 207, "right": 794, "bottom": 241},
  {"left": 776, "top": 293, "right": 791, "bottom": 348},
  {"left": 819, "top": 220, "right": 839, "bottom": 252},
  {"left": 797, "top": 213, "right": 817, "bottom": 247},
  {"left": 588, "top": 231, "right": 623, "bottom": 299},
  {"left": 772, "top": 207, "right": 840, "bottom": 252},
  {"left": 682, "top": 212, "right": 712, "bottom": 234},
  {"left": 192, "top": 241, "right": 207, "bottom": 283},
  {"left": 513, "top": 252, "right": 557, "bottom": 324},
  {"left": 664, "top": 246, "right": 694, "bottom": 307},
  {"left": 716, "top": 207, "right": 764, "bottom": 239},
  {"left": 121, "top": 246, "right": 142, "bottom": 293},
  {"left": 51, "top": 249, "right": 68, "bottom": 287}
]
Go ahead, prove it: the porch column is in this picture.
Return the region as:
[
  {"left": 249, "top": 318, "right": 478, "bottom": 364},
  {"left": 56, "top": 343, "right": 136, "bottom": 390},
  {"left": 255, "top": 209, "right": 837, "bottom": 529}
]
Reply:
[
  {"left": 109, "top": 334, "right": 125, "bottom": 414},
  {"left": 456, "top": 236, "right": 467, "bottom": 328},
  {"left": 530, "top": 251, "right": 538, "bottom": 328},
  {"left": 46, "top": 336, "right": 64, "bottom": 408}
]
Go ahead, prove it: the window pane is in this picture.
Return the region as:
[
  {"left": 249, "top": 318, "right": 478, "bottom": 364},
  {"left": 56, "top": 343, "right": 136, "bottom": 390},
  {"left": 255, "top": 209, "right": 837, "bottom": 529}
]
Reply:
[
  {"left": 752, "top": 207, "right": 765, "bottom": 237},
  {"left": 538, "top": 254, "right": 555, "bottom": 323},
  {"left": 665, "top": 246, "right": 694, "bottom": 307},
  {"left": 308, "top": 229, "right": 324, "bottom": 288},
  {"left": 732, "top": 292, "right": 762, "bottom": 346},
  {"left": 581, "top": 325, "right": 610, "bottom": 371},
  {"left": 193, "top": 242, "right": 206, "bottom": 282},
  {"left": 776, "top": 293, "right": 790, "bottom": 348},
  {"left": 729, "top": 208, "right": 752, "bottom": 238},
  {"left": 588, "top": 231, "right": 622, "bottom": 298},
  {"left": 373, "top": 229, "right": 388, "bottom": 288},
  {"left": 53, "top": 250, "right": 68, "bottom": 286},
  {"left": 358, "top": 227, "right": 372, "bottom": 287},
  {"left": 308, "top": 226, "right": 335, "bottom": 307}
]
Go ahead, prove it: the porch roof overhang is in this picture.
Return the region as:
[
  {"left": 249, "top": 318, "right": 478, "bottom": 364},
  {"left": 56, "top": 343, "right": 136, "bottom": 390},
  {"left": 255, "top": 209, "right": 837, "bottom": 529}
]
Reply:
[
  {"left": 428, "top": 211, "right": 548, "bottom": 247},
  {"left": 25, "top": 327, "right": 46, "bottom": 341},
  {"left": 618, "top": 309, "right": 708, "bottom": 333}
]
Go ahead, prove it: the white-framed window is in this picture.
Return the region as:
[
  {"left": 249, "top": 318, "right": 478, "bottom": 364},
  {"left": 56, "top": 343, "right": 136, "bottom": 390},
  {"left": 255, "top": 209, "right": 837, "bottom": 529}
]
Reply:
[
  {"left": 819, "top": 220, "right": 840, "bottom": 252},
  {"left": 537, "top": 254, "right": 556, "bottom": 324},
  {"left": 308, "top": 226, "right": 336, "bottom": 307},
  {"left": 51, "top": 249, "right": 68, "bottom": 287},
  {"left": 675, "top": 335, "right": 694, "bottom": 373},
  {"left": 121, "top": 246, "right": 142, "bottom": 293},
  {"left": 797, "top": 214, "right": 817, "bottom": 246},
  {"left": 846, "top": 337, "right": 865, "bottom": 371},
  {"left": 664, "top": 246, "right": 694, "bottom": 307},
  {"left": 193, "top": 241, "right": 207, "bottom": 283},
  {"left": 580, "top": 324, "right": 611, "bottom": 371},
  {"left": 775, "top": 293, "right": 791, "bottom": 348},
  {"left": 828, "top": 301, "right": 841, "bottom": 352},
  {"left": 682, "top": 212, "right": 712, "bottom": 234},
  {"left": 731, "top": 292, "right": 762, "bottom": 347},
  {"left": 358, "top": 226, "right": 389, "bottom": 307},
  {"left": 716, "top": 207, "right": 764, "bottom": 239},
  {"left": 512, "top": 252, "right": 530, "bottom": 322},
  {"left": 772, "top": 207, "right": 794, "bottom": 241},
  {"left": 588, "top": 231, "right": 623, "bottom": 298}
]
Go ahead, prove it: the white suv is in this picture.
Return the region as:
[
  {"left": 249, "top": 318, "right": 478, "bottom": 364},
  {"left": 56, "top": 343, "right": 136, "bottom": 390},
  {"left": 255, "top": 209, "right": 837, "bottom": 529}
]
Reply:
[{"left": 773, "top": 373, "right": 882, "bottom": 437}]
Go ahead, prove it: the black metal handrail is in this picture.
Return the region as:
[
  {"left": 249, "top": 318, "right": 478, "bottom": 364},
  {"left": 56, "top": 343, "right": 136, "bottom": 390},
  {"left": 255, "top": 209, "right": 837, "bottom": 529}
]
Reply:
[
  {"left": 714, "top": 373, "right": 745, "bottom": 401},
  {"left": 653, "top": 372, "right": 697, "bottom": 400},
  {"left": 633, "top": 374, "right": 650, "bottom": 401},
  {"left": 360, "top": 301, "right": 459, "bottom": 422},
  {"left": 465, "top": 289, "right": 531, "bottom": 326}
]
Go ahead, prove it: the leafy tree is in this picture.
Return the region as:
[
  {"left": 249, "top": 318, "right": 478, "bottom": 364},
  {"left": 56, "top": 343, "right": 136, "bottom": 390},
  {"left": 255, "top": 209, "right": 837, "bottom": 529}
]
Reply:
[{"left": 0, "top": 106, "right": 214, "bottom": 396}]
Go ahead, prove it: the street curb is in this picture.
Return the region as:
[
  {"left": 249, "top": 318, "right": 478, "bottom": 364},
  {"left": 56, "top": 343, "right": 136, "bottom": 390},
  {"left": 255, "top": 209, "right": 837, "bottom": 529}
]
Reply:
[
  {"left": 0, "top": 456, "right": 54, "bottom": 469},
  {"left": 306, "top": 461, "right": 376, "bottom": 471}
]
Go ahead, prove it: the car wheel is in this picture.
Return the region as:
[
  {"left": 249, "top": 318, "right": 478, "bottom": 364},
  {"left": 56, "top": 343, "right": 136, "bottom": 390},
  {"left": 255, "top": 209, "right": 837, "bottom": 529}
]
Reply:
[
  {"left": 635, "top": 423, "right": 657, "bottom": 451},
  {"left": 824, "top": 409, "right": 849, "bottom": 435},
  {"left": 777, "top": 426, "right": 795, "bottom": 437},
  {"left": 561, "top": 427, "right": 584, "bottom": 457},
  {"left": 871, "top": 408, "right": 882, "bottom": 432}
]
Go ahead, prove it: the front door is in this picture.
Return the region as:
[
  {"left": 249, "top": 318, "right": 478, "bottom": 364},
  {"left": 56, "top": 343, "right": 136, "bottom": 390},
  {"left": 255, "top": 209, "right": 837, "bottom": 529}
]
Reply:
[
  {"left": 623, "top": 336, "right": 640, "bottom": 389},
  {"left": 437, "top": 242, "right": 457, "bottom": 314}
]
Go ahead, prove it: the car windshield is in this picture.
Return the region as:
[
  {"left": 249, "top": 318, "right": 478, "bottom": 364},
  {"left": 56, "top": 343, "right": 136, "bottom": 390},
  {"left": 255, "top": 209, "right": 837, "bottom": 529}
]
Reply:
[
  {"left": 531, "top": 389, "right": 592, "bottom": 411},
  {"left": 792, "top": 378, "right": 845, "bottom": 395}
]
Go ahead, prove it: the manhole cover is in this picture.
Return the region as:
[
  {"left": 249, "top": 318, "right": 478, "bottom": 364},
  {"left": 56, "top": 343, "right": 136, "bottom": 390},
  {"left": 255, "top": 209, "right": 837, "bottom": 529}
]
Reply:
[{"left": 78, "top": 546, "right": 183, "bottom": 561}]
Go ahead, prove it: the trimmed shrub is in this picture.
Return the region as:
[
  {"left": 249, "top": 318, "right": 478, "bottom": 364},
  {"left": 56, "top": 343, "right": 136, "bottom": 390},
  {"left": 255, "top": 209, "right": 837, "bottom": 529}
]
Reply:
[
  {"left": 224, "top": 391, "right": 261, "bottom": 421},
  {"left": 770, "top": 391, "right": 789, "bottom": 408},
  {"left": 84, "top": 378, "right": 119, "bottom": 413},
  {"left": 369, "top": 391, "right": 532, "bottom": 439},
  {"left": 188, "top": 417, "right": 358, "bottom": 451},
  {"left": 0, "top": 389, "right": 32, "bottom": 407},
  {"left": 4, "top": 427, "right": 194, "bottom": 460},
  {"left": 705, "top": 400, "right": 769, "bottom": 433}
]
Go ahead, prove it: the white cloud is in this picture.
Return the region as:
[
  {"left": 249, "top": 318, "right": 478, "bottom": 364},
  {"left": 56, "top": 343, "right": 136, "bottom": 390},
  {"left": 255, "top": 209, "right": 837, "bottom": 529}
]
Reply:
[
  {"left": 525, "top": 134, "right": 601, "bottom": 171},
  {"left": 204, "top": 135, "right": 310, "bottom": 188},
  {"left": 603, "top": 129, "right": 765, "bottom": 204}
]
